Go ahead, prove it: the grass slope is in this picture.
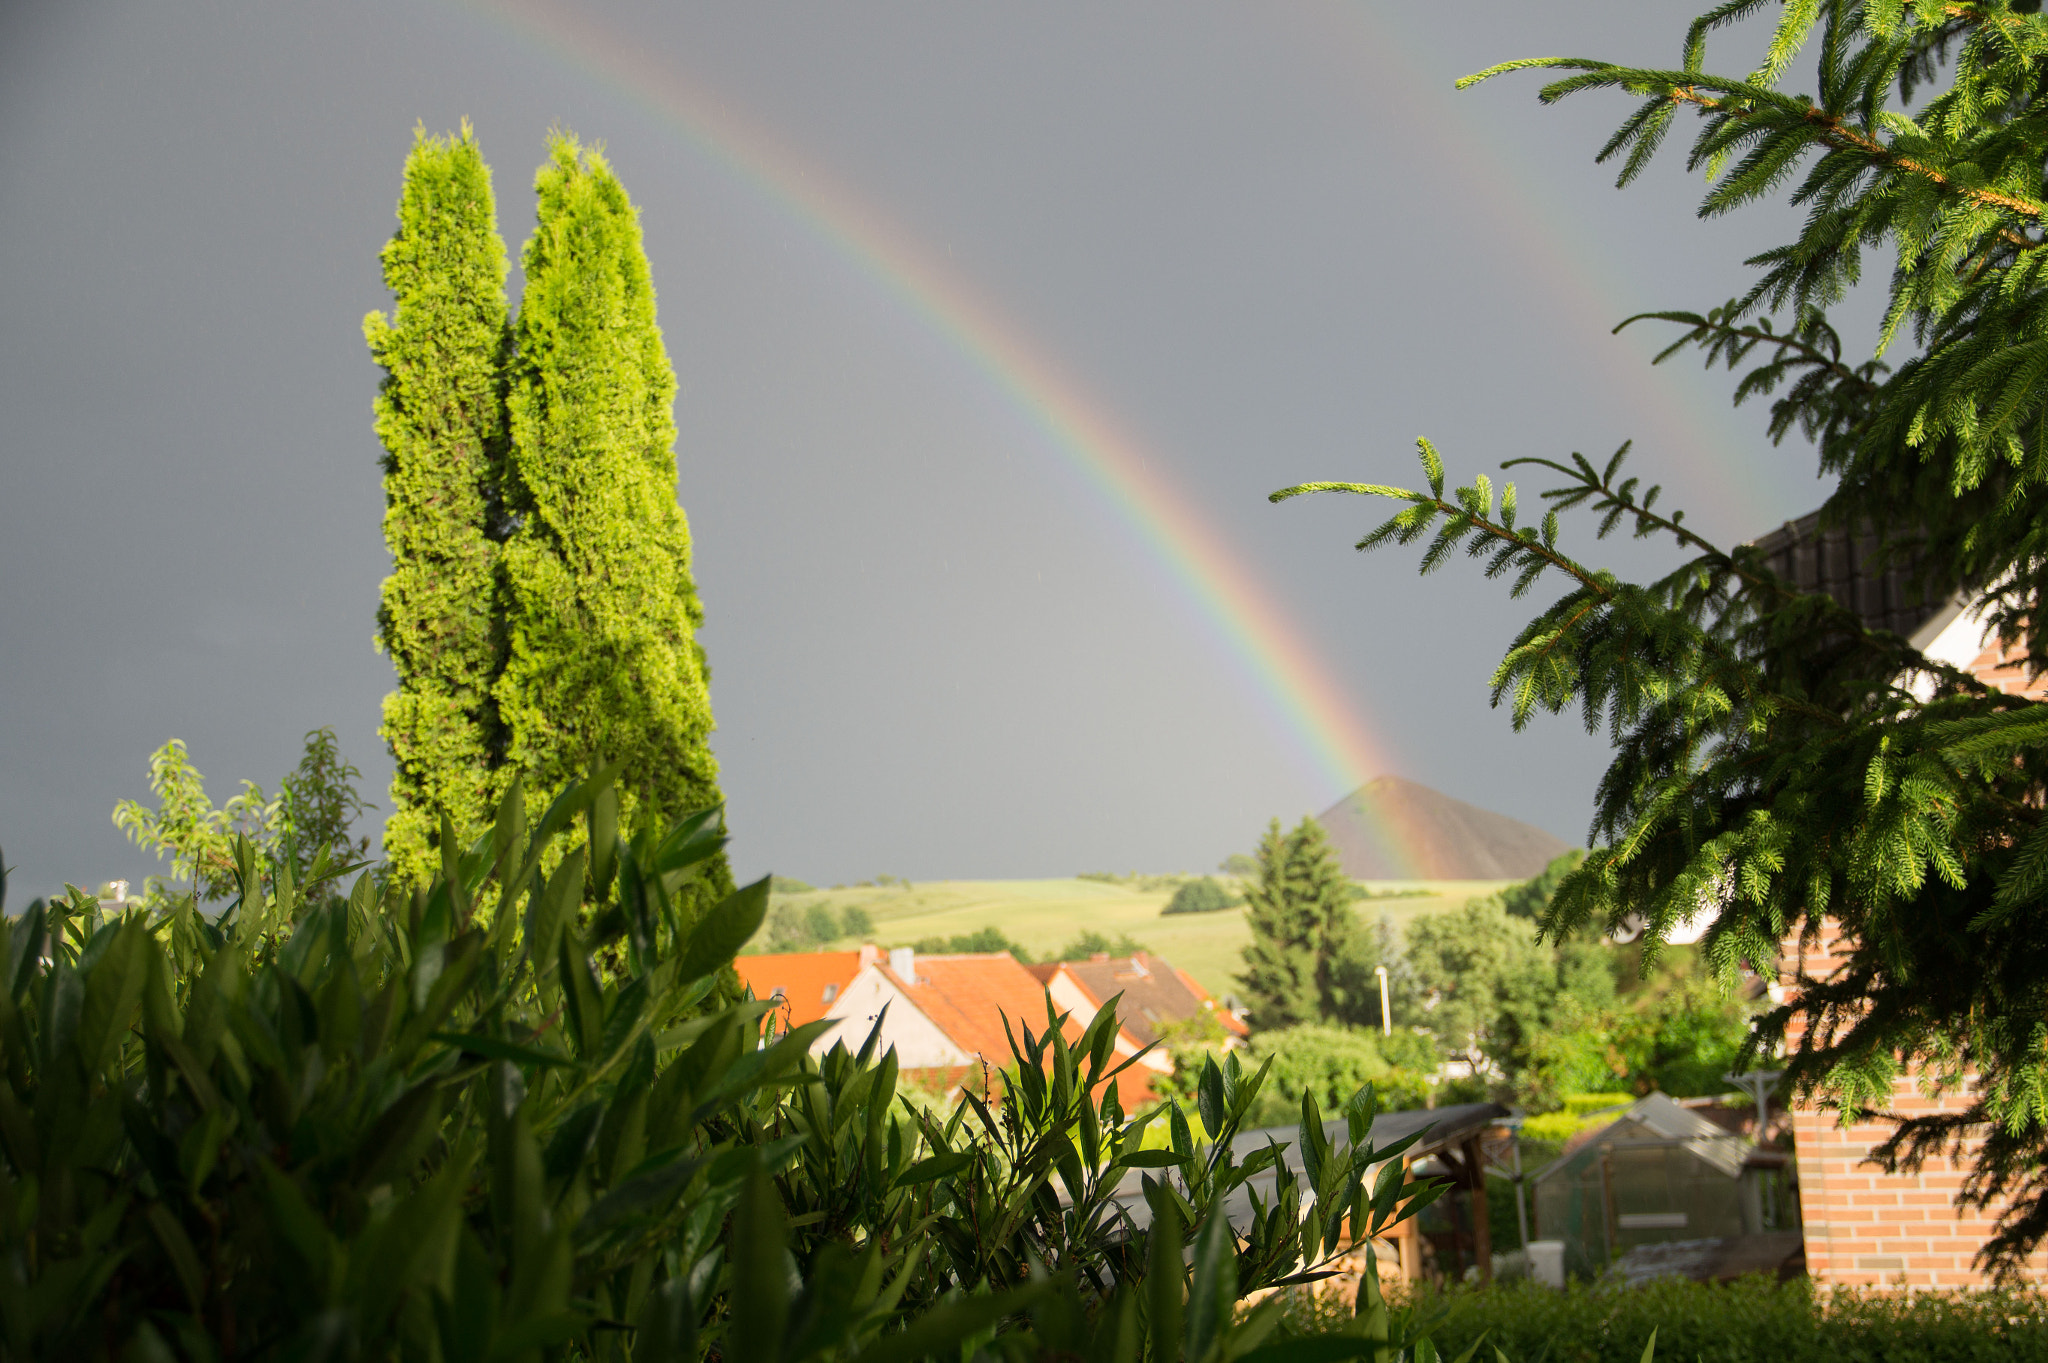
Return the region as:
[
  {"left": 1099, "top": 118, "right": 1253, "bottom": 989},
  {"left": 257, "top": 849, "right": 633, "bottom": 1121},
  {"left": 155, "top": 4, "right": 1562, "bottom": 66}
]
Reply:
[{"left": 754, "top": 877, "right": 1515, "bottom": 996}]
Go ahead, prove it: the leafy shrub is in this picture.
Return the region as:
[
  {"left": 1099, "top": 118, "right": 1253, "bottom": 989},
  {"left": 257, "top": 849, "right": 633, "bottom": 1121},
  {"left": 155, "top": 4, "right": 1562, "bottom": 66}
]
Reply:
[
  {"left": 909, "top": 925, "right": 1033, "bottom": 960},
  {"left": 6, "top": 765, "right": 1488, "bottom": 1360},
  {"left": 1163, "top": 877, "right": 1240, "bottom": 915},
  {"left": 1243, "top": 1024, "right": 1433, "bottom": 1128},
  {"left": 1055, "top": 929, "right": 1150, "bottom": 961},
  {"left": 1422, "top": 1276, "right": 2048, "bottom": 1363},
  {"left": 1077, "top": 871, "right": 1188, "bottom": 892}
]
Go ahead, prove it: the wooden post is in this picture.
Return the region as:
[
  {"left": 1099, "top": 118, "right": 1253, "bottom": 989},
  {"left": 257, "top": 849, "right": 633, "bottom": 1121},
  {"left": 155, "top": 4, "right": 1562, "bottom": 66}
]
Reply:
[
  {"left": 1463, "top": 1134, "right": 1492, "bottom": 1284},
  {"left": 1395, "top": 1153, "right": 1422, "bottom": 1284}
]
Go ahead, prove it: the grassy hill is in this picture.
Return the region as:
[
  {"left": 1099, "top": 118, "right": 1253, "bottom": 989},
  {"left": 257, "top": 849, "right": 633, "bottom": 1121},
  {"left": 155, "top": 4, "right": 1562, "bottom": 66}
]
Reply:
[{"left": 750, "top": 876, "right": 1515, "bottom": 997}]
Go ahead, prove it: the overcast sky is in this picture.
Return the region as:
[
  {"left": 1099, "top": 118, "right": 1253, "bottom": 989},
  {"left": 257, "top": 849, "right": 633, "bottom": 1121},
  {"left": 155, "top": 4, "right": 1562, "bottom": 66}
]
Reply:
[{"left": 0, "top": 2, "right": 1874, "bottom": 896}]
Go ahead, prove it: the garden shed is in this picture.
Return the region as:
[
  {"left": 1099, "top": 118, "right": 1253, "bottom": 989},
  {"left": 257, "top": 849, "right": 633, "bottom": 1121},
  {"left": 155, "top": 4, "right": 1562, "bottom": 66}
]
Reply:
[{"left": 1533, "top": 1092, "right": 1800, "bottom": 1281}]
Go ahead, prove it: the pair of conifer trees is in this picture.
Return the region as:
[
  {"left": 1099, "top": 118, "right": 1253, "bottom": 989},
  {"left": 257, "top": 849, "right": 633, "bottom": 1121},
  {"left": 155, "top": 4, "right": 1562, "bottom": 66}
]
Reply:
[{"left": 368, "top": 124, "right": 725, "bottom": 897}]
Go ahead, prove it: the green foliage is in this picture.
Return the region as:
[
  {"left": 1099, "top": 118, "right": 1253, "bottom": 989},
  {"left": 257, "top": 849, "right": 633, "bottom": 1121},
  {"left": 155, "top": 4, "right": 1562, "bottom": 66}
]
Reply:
[
  {"left": 762, "top": 900, "right": 880, "bottom": 953},
  {"left": 112, "top": 736, "right": 364, "bottom": 905},
  {"left": 1277, "top": 1, "right": 2048, "bottom": 1266},
  {"left": 495, "top": 132, "right": 730, "bottom": 911},
  {"left": 1241, "top": 1025, "right": 1436, "bottom": 1128},
  {"left": 772, "top": 875, "right": 817, "bottom": 894},
  {"left": 111, "top": 738, "right": 276, "bottom": 901},
  {"left": 1328, "top": 914, "right": 1418, "bottom": 1032},
  {"left": 1239, "top": 818, "right": 1360, "bottom": 1031},
  {"left": 274, "top": 726, "right": 377, "bottom": 903},
  {"left": 915, "top": 925, "right": 1035, "bottom": 961},
  {"left": 1499, "top": 849, "right": 1583, "bottom": 920},
  {"left": 1077, "top": 871, "right": 1190, "bottom": 892},
  {"left": 1163, "top": 876, "right": 1241, "bottom": 916},
  {"left": 1053, "top": 929, "right": 1148, "bottom": 962},
  {"left": 1423, "top": 1276, "right": 2048, "bottom": 1363},
  {"left": 1405, "top": 893, "right": 1616, "bottom": 1084},
  {"left": 1217, "top": 854, "right": 1258, "bottom": 878},
  {"left": 7, "top": 763, "right": 1493, "bottom": 1358},
  {"left": 366, "top": 123, "right": 510, "bottom": 888}
]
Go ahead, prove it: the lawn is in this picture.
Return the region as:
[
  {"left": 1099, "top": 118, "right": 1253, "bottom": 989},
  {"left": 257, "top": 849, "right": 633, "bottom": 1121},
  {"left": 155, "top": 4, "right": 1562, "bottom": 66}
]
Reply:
[{"left": 753, "top": 877, "right": 1514, "bottom": 996}]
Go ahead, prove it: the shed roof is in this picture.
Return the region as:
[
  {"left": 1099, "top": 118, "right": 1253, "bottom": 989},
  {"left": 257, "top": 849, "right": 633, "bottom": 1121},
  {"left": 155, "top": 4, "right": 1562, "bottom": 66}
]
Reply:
[{"left": 1537, "top": 1091, "right": 1749, "bottom": 1182}]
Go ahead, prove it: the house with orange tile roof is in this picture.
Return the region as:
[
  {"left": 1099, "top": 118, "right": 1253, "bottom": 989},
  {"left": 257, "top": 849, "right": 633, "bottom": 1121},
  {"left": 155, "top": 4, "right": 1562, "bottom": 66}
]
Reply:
[
  {"left": 780, "top": 947, "right": 1160, "bottom": 1109},
  {"left": 732, "top": 946, "right": 875, "bottom": 1029},
  {"left": 1028, "top": 952, "right": 1248, "bottom": 1054}
]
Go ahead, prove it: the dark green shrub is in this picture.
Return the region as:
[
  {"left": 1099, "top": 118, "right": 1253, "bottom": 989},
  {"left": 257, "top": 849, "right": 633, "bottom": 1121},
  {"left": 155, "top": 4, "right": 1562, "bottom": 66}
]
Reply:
[
  {"left": 3, "top": 766, "right": 1471, "bottom": 1360},
  {"left": 1163, "top": 878, "right": 1240, "bottom": 916},
  {"left": 1422, "top": 1276, "right": 2048, "bottom": 1363},
  {"left": 1243, "top": 1025, "right": 1434, "bottom": 1128}
]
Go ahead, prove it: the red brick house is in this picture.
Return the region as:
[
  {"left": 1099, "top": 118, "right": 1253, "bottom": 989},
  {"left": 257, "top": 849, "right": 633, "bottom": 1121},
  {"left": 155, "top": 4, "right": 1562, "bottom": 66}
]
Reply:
[{"left": 1755, "top": 514, "right": 2048, "bottom": 1286}]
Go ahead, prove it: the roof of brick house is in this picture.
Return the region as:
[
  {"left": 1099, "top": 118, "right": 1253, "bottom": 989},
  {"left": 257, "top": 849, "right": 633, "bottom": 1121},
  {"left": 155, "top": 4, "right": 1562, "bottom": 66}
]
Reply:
[{"left": 1037, "top": 952, "right": 1248, "bottom": 1047}]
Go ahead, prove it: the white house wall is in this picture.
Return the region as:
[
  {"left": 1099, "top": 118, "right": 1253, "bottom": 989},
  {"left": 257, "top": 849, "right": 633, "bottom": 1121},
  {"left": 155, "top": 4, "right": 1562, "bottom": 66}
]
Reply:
[{"left": 817, "top": 966, "right": 972, "bottom": 1069}]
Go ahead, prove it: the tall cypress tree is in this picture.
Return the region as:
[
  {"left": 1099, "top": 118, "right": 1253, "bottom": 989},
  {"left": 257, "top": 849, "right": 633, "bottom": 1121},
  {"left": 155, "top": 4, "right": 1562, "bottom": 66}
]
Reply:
[
  {"left": 497, "top": 133, "right": 730, "bottom": 902},
  {"left": 366, "top": 123, "right": 509, "bottom": 887},
  {"left": 1238, "top": 817, "right": 1358, "bottom": 1031}
]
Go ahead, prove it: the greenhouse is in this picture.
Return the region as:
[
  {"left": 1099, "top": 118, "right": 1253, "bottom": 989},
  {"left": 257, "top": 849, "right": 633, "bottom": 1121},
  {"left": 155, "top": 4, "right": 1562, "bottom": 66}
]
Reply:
[{"left": 1532, "top": 1092, "right": 1800, "bottom": 1281}]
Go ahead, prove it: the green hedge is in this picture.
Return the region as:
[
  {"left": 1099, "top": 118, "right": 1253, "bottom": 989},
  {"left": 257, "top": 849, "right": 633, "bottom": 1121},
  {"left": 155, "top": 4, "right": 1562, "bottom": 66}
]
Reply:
[
  {"left": 0, "top": 765, "right": 1475, "bottom": 1361},
  {"left": 1419, "top": 1277, "right": 2048, "bottom": 1363}
]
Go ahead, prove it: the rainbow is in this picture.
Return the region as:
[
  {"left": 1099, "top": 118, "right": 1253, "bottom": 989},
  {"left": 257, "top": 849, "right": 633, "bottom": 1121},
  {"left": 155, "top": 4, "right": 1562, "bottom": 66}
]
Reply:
[
  {"left": 1302, "top": 4, "right": 1787, "bottom": 532},
  {"left": 427, "top": 0, "right": 1726, "bottom": 878}
]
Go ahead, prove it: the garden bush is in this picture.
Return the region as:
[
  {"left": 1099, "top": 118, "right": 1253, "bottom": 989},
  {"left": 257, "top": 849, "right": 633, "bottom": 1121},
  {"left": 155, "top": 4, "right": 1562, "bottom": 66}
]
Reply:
[
  {"left": 0, "top": 764, "right": 1479, "bottom": 1360},
  {"left": 1419, "top": 1276, "right": 2048, "bottom": 1363},
  {"left": 1162, "top": 878, "right": 1239, "bottom": 916},
  {"left": 1242, "top": 1024, "right": 1434, "bottom": 1129}
]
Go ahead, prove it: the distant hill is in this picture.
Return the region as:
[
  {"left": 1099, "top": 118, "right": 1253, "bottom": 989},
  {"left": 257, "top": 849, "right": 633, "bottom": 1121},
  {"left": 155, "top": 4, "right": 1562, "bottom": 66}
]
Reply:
[{"left": 1316, "top": 776, "right": 1570, "bottom": 881}]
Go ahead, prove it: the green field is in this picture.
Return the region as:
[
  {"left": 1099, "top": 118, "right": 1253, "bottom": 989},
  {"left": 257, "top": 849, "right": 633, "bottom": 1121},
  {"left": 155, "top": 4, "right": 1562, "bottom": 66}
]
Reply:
[{"left": 751, "top": 877, "right": 1515, "bottom": 997}]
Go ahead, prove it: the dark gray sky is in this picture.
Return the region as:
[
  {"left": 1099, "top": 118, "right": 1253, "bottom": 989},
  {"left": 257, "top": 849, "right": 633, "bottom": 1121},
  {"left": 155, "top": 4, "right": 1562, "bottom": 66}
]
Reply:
[{"left": 0, "top": 2, "right": 1864, "bottom": 896}]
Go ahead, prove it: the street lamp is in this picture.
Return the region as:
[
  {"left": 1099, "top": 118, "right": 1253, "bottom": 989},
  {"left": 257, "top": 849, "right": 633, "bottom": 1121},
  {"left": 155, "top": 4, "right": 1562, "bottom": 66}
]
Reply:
[{"left": 1374, "top": 965, "right": 1391, "bottom": 1036}]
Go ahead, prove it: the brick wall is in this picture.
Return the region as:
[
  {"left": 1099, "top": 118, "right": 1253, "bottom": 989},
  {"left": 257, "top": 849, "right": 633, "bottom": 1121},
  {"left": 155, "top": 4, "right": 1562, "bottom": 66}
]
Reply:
[{"left": 1784, "top": 926, "right": 2048, "bottom": 1287}]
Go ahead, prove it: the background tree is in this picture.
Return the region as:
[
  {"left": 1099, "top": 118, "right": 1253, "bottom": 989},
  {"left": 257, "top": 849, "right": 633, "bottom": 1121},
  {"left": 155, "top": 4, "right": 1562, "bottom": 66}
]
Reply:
[
  {"left": 1163, "top": 874, "right": 1239, "bottom": 915},
  {"left": 496, "top": 132, "right": 731, "bottom": 912},
  {"left": 1278, "top": 1, "right": 2048, "bottom": 1264},
  {"left": 274, "top": 726, "right": 375, "bottom": 900},
  {"left": 1328, "top": 912, "right": 1420, "bottom": 1031},
  {"left": 365, "top": 122, "right": 509, "bottom": 887},
  {"left": 112, "top": 740, "right": 275, "bottom": 903},
  {"left": 1237, "top": 816, "right": 1359, "bottom": 1030},
  {"left": 112, "top": 730, "right": 373, "bottom": 907}
]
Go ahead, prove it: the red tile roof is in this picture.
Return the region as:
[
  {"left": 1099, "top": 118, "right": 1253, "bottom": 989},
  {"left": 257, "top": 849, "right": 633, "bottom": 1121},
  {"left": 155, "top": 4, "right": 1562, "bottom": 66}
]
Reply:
[
  {"left": 733, "top": 950, "right": 865, "bottom": 1028},
  {"left": 883, "top": 953, "right": 1155, "bottom": 1109},
  {"left": 1046, "top": 953, "right": 1248, "bottom": 1045}
]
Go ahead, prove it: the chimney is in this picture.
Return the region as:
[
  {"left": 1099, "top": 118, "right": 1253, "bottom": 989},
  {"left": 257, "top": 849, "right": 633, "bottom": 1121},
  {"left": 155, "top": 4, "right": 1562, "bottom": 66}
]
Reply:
[
  {"left": 859, "top": 943, "right": 881, "bottom": 970},
  {"left": 888, "top": 946, "right": 915, "bottom": 982}
]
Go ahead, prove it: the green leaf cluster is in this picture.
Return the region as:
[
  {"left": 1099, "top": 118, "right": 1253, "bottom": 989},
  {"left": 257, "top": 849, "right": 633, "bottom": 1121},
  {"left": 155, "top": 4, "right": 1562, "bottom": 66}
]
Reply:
[
  {"left": 1278, "top": 0, "right": 2048, "bottom": 1269},
  {"left": 11, "top": 764, "right": 1552, "bottom": 1361}
]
